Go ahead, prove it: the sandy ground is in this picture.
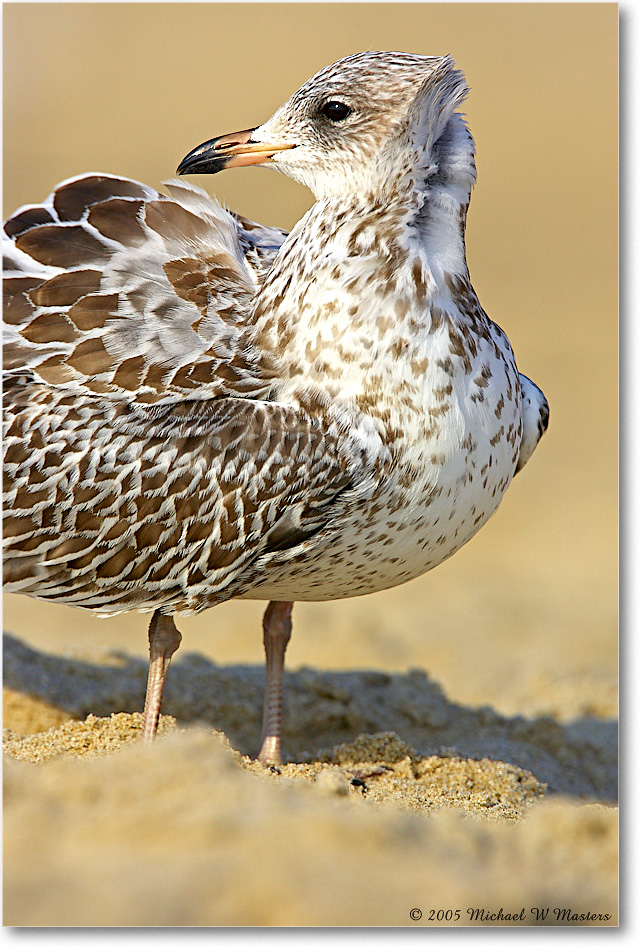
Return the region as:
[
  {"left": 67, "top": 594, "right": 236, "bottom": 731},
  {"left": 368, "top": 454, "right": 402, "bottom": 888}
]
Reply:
[
  {"left": 3, "top": 620, "right": 618, "bottom": 927},
  {"left": 2, "top": 2, "right": 617, "bottom": 930}
]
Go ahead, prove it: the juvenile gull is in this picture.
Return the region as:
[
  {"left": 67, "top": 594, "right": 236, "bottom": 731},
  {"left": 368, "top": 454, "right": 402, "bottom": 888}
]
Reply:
[{"left": 2, "top": 51, "right": 549, "bottom": 765}]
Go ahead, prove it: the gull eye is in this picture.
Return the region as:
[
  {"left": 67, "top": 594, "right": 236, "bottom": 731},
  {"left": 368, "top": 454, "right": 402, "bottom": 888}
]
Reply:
[{"left": 321, "top": 100, "right": 352, "bottom": 122}]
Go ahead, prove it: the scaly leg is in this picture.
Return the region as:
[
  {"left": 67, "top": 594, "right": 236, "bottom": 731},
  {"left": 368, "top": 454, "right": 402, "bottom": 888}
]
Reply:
[
  {"left": 141, "top": 610, "right": 182, "bottom": 740},
  {"left": 257, "top": 601, "right": 293, "bottom": 766}
]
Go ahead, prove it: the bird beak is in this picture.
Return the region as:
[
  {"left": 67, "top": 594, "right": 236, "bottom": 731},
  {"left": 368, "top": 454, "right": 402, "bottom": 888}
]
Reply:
[{"left": 177, "top": 128, "right": 296, "bottom": 175}]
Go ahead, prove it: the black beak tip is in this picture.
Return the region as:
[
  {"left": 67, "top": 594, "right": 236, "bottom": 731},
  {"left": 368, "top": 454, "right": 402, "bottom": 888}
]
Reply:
[
  {"left": 176, "top": 156, "right": 226, "bottom": 176},
  {"left": 176, "top": 139, "right": 227, "bottom": 176}
]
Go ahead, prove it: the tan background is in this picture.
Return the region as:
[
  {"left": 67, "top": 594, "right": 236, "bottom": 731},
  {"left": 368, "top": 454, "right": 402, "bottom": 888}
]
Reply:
[
  {"left": 2, "top": 2, "right": 618, "bottom": 928},
  {"left": 3, "top": 2, "right": 617, "bottom": 719}
]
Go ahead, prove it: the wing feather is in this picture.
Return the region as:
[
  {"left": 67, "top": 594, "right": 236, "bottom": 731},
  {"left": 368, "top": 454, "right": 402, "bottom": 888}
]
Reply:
[
  {"left": 3, "top": 174, "right": 288, "bottom": 404},
  {"left": 3, "top": 390, "right": 352, "bottom": 614},
  {"left": 516, "top": 374, "right": 549, "bottom": 473}
]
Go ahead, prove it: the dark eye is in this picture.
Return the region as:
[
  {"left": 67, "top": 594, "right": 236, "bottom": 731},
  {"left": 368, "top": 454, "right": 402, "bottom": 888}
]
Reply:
[{"left": 321, "top": 100, "right": 352, "bottom": 122}]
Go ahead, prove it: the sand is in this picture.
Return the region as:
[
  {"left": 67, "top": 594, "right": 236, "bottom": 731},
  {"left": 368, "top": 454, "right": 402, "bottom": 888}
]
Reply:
[{"left": 3, "top": 631, "right": 617, "bottom": 927}]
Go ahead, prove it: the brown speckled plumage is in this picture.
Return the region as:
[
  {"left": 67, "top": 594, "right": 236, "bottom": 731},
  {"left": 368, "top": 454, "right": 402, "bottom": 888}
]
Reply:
[{"left": 3, "top": 51, "right": 548, "bottom": 763}]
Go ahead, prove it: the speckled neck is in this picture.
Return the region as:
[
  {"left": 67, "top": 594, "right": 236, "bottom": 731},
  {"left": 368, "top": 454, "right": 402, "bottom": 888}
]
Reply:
[{"left": 251, "top": 112, "right": 478, "bottom": 389}]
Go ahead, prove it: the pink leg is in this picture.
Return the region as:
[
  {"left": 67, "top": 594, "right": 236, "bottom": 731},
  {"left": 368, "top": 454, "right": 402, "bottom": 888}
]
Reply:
[
  {"left": 141, "top": 610, "right": 182, "bottom": 741},
  {"left": 257, "top": 601, "right": 293, "bottom": 766}
]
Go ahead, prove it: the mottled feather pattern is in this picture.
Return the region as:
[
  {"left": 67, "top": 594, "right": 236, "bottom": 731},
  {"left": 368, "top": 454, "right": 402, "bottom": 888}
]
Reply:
[
  {"left": 4, "top": 387, "right": 353, "bottom": 613},
  {"left": 3, "top": 50, "right": 548, "bottom": 623}
]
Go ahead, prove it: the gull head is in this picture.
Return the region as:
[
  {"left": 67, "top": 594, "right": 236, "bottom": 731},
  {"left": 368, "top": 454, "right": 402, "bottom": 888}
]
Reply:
[{"left": 177, "top": 51, "right": 470, "bottom": 201}]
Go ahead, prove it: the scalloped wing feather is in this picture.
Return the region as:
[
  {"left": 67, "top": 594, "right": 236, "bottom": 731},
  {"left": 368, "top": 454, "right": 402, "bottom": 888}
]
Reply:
[{"left": 3, "top": 174, "right": 288, "bottom": 404}]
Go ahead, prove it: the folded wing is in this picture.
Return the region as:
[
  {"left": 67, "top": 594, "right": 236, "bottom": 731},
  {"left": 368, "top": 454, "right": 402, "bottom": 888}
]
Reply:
[
  {"left": 516, "top": 374, "right": 549, "bottom": 473},
  {"left": 3, "top": 390, "right": 353, "bottom": 613}
]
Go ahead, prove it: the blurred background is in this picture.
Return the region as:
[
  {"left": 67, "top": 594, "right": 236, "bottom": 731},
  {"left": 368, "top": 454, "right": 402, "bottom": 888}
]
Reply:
[{"left": 3, "top": 3, "right": 618, "bottom": 722}]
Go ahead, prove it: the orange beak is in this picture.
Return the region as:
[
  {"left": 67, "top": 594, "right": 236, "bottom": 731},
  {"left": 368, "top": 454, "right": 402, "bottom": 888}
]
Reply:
[{"left": 177, "top": 128, "right": 295, "bottom": 175}]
